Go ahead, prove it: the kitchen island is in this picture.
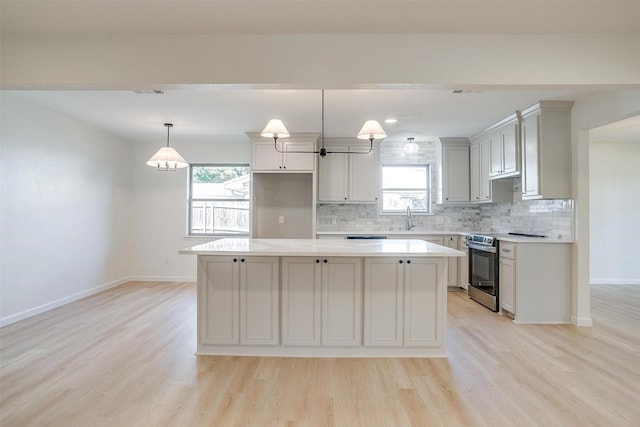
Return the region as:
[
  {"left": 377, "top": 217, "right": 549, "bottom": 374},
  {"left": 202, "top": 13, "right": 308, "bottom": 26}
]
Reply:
[{"left": 180, "top": 238, "right": 464, "bottom": 357}]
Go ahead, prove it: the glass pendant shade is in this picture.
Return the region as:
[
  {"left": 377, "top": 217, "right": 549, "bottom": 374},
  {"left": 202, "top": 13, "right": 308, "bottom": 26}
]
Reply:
[
  {"left": 403, "top": 137, "right": 419, "bottom": 154},
  {"left": 261, "top": 119, "right": 290, "bottom": 139},
  {"left": 357, "top": 120, "right": 387, "bottom": 141},
  {"left": 146, "top": 123, "right": 188, "bottom": 170},
  {"left": 146, "top": 146, "right": 188, "bottom": 170}
]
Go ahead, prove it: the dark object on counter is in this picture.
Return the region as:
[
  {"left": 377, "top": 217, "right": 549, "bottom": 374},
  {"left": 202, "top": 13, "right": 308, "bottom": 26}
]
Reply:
[
  {"left": 345, "top": 235, "right": 388, "bottom": 239},
  {"left": 508, "top": 232, "right": 548, "bottom": 238}
]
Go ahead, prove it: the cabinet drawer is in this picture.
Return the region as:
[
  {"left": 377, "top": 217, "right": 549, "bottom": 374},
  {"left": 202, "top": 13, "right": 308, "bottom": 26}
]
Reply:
[{"left": 499, "top": 242, "right": 516, "bottom": 259}]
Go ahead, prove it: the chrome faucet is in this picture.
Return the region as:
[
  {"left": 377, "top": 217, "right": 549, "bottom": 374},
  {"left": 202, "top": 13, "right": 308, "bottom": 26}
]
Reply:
[{"left": 406, "top": 205, "right": 415, "bottom": 231}]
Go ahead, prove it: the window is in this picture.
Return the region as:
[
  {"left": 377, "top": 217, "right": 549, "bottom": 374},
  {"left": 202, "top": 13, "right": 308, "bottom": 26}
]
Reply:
[
  {"left": 381, "top": 164, "right": 431, "bottom": 213},
  {"left": 188, "top": 165, "right": 250, "bottom": 235}
]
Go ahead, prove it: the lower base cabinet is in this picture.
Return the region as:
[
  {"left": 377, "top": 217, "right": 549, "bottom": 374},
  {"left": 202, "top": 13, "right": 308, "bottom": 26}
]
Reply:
[
  {"left": 281, "top": 257, "right": 362, "bottom": 347},
  {"left": 364, "top": 257, "right": 444, "bottom": 347},
  {"left": 199, "top": 256, "right": 279, "bottom": 346}
]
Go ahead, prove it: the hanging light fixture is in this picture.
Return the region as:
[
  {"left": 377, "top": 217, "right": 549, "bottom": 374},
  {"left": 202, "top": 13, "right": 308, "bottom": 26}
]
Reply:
[
  {"left": 403, "top": 137, "right": 420, "bottom": 154},
  {"left": 261, "top": 90, "right": 386, "bottom": 157},
  {"left": 146, "top": 123, "right": 188, "bottom": 170}
]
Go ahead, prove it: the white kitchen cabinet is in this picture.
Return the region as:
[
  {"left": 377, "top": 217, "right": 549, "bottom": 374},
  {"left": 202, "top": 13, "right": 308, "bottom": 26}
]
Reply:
[
  {"left": 364, "top": 257, "right": 444, "bottom": 347},
  {"left": 496, "top": 240, "right": 572, "bottom": 323},
  {"left": 470, "top": 143, "right": 481, "bottom": 202},
  {"left": 282, "top": 257, "right": 361, "bottom": 347},
  {"left": 519, "top": 101, "right": 574, "bottom": 200},
  {"left": 198, "top": 256, "right": 240, "bottom": 345},
  {"left": 199, "top": 256, "right": 279, "bottom": 346},
  {"left": 321, "top": 257, "right": 363, "bottom": 346},
  {"left": 363, "top": 258, "right": 403, "bottom": 346},
  {"left": 240, "top": 256, "right": 280, "bottom": 345},
  {"left": 317, "top": 142, "right": 378, "bottom": 203},
  {"left": 281, "top": 257, "right": 322, "bottom": 346},
  {"left": 499, "top": 241, "right": 516, "bottom": 315},
  {"left": 488, "top": 114, "right": 520, "bottom": 179},
  {"left": 469, "top": 135, "right": 513, "bottom": 203},
  {"left": 444, "top": 235, "right": 458, "bottom": 287},
  {"left": 436, "top": 138, "right": 470, "bottom": 204},
  {"left": 251, "top": 140, "right": 316, "bottom": 171},
  {"left": 457, "top": 237, "right": 469, "bottom": 290}
]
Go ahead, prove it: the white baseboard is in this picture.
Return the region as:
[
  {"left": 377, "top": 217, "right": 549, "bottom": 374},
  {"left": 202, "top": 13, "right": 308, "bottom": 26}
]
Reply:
[
  {"left": 590, "top": 279, "right": 640, "bottom": 285},
  {"left": 0, "top": 276, "right": 130, "bottom": 328},
  {"left": 571, "top": 315, "right": 593, "bottom": 327},
  {"left": 127, "top": 275, "right": 196, "bottom": 283}
]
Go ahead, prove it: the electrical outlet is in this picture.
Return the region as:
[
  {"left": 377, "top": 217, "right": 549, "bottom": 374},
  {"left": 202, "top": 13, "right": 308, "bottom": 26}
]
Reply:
[
  {"left": 278, "top": 216, "right": 285, "bottom": 224},
  {"left": 331, "top": 216, "right": 337, "bottom": 225}
]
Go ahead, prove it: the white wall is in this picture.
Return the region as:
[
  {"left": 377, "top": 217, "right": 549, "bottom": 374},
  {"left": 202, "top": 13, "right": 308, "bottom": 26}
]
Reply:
[
  {"left": 0, "top": 94, "right": 133, "bottom": 326},
  {"left": 129, "top": 137, "right": 251, "bottom": 281},
  {"left": 589, "top": 140, "right": 640, "bottom": 284},
  {"left": 570, "top": 90, "right": 640, "bottom": 325}
]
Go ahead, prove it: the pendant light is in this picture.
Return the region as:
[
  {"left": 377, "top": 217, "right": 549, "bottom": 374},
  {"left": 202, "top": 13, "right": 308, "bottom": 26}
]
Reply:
[
  {"left": 146, "top": 123, "right": 188, "bottom": 170},
  {"left": 403, "top": 137, "right": 420, "bottom": 154},
  {"left": 261, "top": 90, "right": 386, "bottom": 157}
]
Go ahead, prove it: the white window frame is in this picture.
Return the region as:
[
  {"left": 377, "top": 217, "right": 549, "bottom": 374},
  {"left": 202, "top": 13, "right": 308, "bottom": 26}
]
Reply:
[
  {"left": 381, "top": 163, "right": 432, "bottom": 214},
  {"left": 187, "top": 164, "right": 251, "bottom": 236}
]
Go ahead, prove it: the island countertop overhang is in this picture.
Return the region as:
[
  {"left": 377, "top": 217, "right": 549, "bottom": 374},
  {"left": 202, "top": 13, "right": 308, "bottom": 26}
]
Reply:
[{"left": 180, "top": 238, "right": 465, "bottom": 258}]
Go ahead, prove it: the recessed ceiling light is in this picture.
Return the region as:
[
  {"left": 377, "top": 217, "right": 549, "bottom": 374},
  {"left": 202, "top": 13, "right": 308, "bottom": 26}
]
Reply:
[{"left": 385, "top": 118, "right": 397, "bottom": 124}]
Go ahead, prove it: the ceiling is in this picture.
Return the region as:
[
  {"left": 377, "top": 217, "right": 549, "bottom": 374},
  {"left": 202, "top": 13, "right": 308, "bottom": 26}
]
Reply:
[
  {"left": 2, "top": 1, "right": 638, "bottom": 36},
  {"left": 8, "top": 88, "right": 590, "bottom": 145}
]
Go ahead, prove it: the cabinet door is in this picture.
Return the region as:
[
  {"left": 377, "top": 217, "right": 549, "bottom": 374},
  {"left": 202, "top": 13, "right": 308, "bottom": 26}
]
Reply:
[
  {"left": 322, "top": 257, "right": 362, "bottom": 346},
  {"left": 521, "top": 114, "right": 540, "bottom": 198},
  {"left": 500, "top": 258, "right": 516, "bottom": 314},
  {"left": 349, "top": 150, "right": 377, "bottom": 202},
  {"left": 501, "top": 123, "right": 519, "bottom": 175},
  {"left": 489, "top": 131, "right": 503, "bottom": 177},
  {"left": 469, "top": 143, "right": 481, "bottom": 202},
  {"left": 457, "top": 238, "right": 469, "bottom": 289},
  {"left": 479, "top": 139, "right": 492, "bottom": 201},
  {"left": 442, "top": 146, "right": 470, "bottom": 202},
  {"left": 281, "top": 257, "right": 322, "bottom": 346},
  {"left": 363, "top": 258, "right": 404, "bottom": 346},
  {"left": 252, "top": 141, "right": 283, "bottom": 171},
  {"left": 283, "top": 141, "right": 315, "bottom": 171},
  {"left": 198, "top": 256, "right": 240, "bottom": 345},
  {"left": 404, "top": 258, "right": 443, "bottom": 347},
  {"left": 444, "top": 236, "right": 458, "bottom": 287},
  {"left": 318, "top": 146, "right": 348, "bottom": 201},
  {"left": 239, "top": 257, "right": 280, "bottom": 345}
]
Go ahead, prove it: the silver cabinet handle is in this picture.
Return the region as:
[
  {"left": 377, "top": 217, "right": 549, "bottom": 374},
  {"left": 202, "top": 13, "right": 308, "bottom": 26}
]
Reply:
[{"left": 502, "top": 249, "right": 511, "bottom": 253}]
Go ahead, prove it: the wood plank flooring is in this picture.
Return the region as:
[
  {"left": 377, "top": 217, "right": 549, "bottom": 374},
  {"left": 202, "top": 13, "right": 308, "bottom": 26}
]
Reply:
[{"left": 1, "top": 282, "right": 638, "bottom": 426}]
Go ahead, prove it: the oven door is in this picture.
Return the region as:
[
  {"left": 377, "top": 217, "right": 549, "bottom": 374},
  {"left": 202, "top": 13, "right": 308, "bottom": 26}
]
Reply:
[{"left": 467, "top": 243, "right": 499, "bottom": 311}]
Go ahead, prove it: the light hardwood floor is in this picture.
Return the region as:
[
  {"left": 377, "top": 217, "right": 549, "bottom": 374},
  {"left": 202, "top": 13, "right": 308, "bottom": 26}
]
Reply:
[{"left": 1, "top": 282, "right": 638, "bottom": 426}]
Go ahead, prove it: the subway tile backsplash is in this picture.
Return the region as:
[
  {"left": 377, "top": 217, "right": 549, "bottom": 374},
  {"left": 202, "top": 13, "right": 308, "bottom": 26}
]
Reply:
[{"left": 317, "top": 197, "right": 574, "bottom": 239}]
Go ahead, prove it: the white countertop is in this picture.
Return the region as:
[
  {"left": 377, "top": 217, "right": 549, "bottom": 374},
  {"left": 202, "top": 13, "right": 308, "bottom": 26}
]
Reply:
[
  {"left": 496, "top": 236, "right": 574, "bottom": 243},
  {"left": 316, "top": 231, "right": 573, "bottom": 243},
  {"left": 316, "top": 231, "right": 466, "bottom": 236},
  {"left": 180, "top": 238, "right": 465, "bottom": 257}
]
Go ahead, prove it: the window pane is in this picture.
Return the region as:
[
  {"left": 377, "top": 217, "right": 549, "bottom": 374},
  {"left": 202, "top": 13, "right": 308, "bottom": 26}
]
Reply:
[
  {"left": 382, "top": 191, "right": 429, "bottom": 212},
  {"left": 382, "top": 166, "right": 427, "bottom": 190},
  {"left": 189, "top": 165, "right": 251, "bottom": 235},
  {"left": 190, "top": 200, "right": 250, "bottom": 234},
  {"left": 192, "top": 166, "right": 250, "bottom": 200}
]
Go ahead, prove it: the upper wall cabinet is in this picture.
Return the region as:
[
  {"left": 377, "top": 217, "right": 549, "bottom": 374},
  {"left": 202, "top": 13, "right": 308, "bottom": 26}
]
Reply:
[
  {"left": 488, "top": 113, "right": 520, "bottom": 179},
  {"left": 318, "top": 141, "right": 378, "bottom": 203},
  {"left": 519, "top": 101, "right": 574, "bottom": 200},
  {"left": 247, "top": 133, "right": 319, "bottom": 172},
  {"left": 436, "top": 138, "right": 470, "bottom": 204},
  {"left": 469, "top": 134, "right": 512, "bottom": 204}
]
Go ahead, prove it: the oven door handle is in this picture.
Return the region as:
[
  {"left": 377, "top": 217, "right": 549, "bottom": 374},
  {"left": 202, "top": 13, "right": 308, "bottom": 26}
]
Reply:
[{"left": 465, "top": 242, "right": 497, "bottom": 253}]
